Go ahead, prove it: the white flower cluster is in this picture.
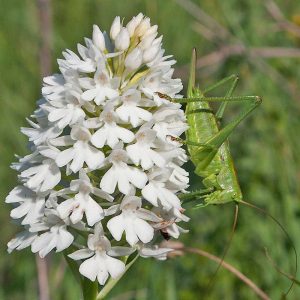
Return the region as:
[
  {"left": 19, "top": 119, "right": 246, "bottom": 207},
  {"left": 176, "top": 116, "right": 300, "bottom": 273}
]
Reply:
[{"left": 6, "top": 14, "right": 189, "bottom": 285}]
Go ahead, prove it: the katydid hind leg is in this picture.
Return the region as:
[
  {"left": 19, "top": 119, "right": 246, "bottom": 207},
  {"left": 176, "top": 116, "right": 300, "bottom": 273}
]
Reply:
[
  {"left": 194, "top": 98, "right": 261, "bottom": 171},
  {"left": 216, "top": 75, "right": 239, "bottom": 120},
  {"left": 203, "top": 74, "right": 239, "bottom": 95},
  {"left": 201, "top": 97, "right": 261, "bottom": 151}
]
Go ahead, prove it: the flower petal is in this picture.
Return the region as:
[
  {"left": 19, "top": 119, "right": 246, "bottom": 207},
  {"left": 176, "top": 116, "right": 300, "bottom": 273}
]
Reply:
[
  {"left": 57, "top": 198, "right": 74, "bottom": 219},
  {"left": 85, "top": 197, "right": 104, "bottom": 226},
  {"left": 124, "top": 220, "right": 138, "bottom": 246},
  {"left": 128, "top": 167, "right": 147, "bottom": 189},
  {"left": 107, "top": 215, "right": 124, "bottom": 241},
  {"left": 82, "top": 88, "right": 97, "bottom": 101},
  {"left": 134, "top": 218, "right": 154, "bottom": 244},
  {"left": 100, "top": 167, "right": 117, "bottom": 194},
  {"left": 91, "top": 127, "right": 107, "bottom": 148},
  {"left": 104, "top": 256, "right": 125, "bottom": 278},
  {"left": 84, "top": 146, "right": 104, "bottom": 170},
  {"left": 68, "top": 248, "right": 94, "bottom": 260},
  {"left": 56, "top": 148, "right": 74, "bottom": 167},
  {"left": 108, "top": 246, "right": 135, "bottom": 257},
  {"left": 79, "top": 255, "right": 99, "bottom": 281},
  {"left": 56, "top": 227, "right": 74, "bottom": 251}
]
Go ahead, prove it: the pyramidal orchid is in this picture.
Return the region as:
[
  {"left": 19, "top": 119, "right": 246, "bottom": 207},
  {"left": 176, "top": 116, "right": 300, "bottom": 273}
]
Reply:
[{"left": 6, "top": 13, "right": 189, "bottom": 298}]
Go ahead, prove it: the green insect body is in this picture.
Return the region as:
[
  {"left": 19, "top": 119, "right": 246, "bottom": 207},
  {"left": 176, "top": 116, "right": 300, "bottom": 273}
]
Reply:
[
  {"left": 184, "top": 49, "right": 261, "bottom": 205},
  {"left": 186, "top": 86, "right": 242, "bottom": 205}
]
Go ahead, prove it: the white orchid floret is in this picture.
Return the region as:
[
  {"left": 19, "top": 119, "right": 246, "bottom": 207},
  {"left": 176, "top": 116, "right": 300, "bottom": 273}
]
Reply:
[
  {"left": 42, "top": 87, "right": 88, "bottom": 127},
  {"left": 156, "top": 149, "right": 188, "bottom": 175},
  {"left": 29, "top": 209, "right": 75, "bottom": 258},
  {"left": 7, "top": 229, "right": 37, "bottom": 253},
  {"left": 21, "top": 118, "right": 62, "bottom": 146},
  {"left": 6, "top": 186, "right": 45, "bottom": 225},
  {"left": 58, "top": 49, "right": 96, "bottom": 73},
  {"left": 57, "top": 170, "right": 112, "bottom": 226},
  {"left": 32, "top": 101, "right": 49, "bottom": 122},
  {"left": 142, "top": 169, "right": 183, "bottom": 214},
  {"left": 20, "top": 159, "right": 61, "bottom": 193},
  {"left": 167, "top": 162, "right": 190, "bottom": 191},
  {"left": 42, "top": 74, "right": 66, "bottom": 101},
  {"left": 135, "top": 17, "right": 151, "bottom": 37},
  {"left": 153, "top": 118, "right": 188, "bottom": 142},
  {"left": 69, "top": 224, "right": 133, "bottom": 285},
  {"left": 31, "top": 224, "right": 73, "bottom": 258},
  {"left": 153, "top": 105, "right": 186, "bottom": 123},
  {"left": 107, "top": 196, "right": 161, "bottom": 246},
  {"left": 91, "top": 106, "right": 135, "bottom": 148},
  {"left": 139, "top": 25, "right": 158, "bottom": 50},
  {"left": 126, "top": 128, "right": 165, "bottom": 170},
  {"left": 47, "top": 103, "right": 85, "bottom": 129},
  {"left": 7, "top": 14, "right": 190, "bottom": 285},
  {"left": 54, "top": 126, "right": 105, "bottom": 173},
  {"left": 116, "top": 89, "right": 152, "bottom": 127},
  {"left": 81, "top": 62, "right": 119, "bottom": 104},
  {"left": 11, "top": 151, "right": 42, "bottom": 172},
  {"left": 100, "top": 147, "right": 147, "bottom": 195},
  {"left": 76, "top": 39, "right": 97, "bottom": 63},
  {"left": 140, "top": 73, "right": 183, "bottom": 106}
]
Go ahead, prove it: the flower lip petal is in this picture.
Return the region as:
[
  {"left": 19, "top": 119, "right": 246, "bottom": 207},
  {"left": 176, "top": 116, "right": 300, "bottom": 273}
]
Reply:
[{"left": 79, "top": 255, "right": 99, "bottom": 282}]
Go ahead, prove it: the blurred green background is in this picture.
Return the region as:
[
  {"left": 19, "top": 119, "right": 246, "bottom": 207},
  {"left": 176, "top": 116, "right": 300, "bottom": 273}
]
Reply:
[{"left": 1, "top": 0, "right": 300, "bottom": 299}]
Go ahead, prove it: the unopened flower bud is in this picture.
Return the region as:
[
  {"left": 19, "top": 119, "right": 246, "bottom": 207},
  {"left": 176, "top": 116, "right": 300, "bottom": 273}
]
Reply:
[
  {"left": 92, "top": 25, "right": 106, "bottom": 51},
  {"left": 127, "top": 13, "right": 144, "bottom": 36},
  {"left": 125, "top": 48, "right": 143, "bottom": 70},
  {"left": 110, "top": 16, "right": 121, "bottom": 40},
  {"left": 135, "top": 18, "right": 151, "bottom": 37},
  {"left": 115, "top": 28, "right": 130, "bottom": 51},
  {"left": 139, "top": 32, "right": 158, "bottom": 50},
  {"left": 144, "top": 25, "right": 158, "bottom": 37},
  {"left": 143, "top": 38, "right": 161, "bottom": 63}
]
